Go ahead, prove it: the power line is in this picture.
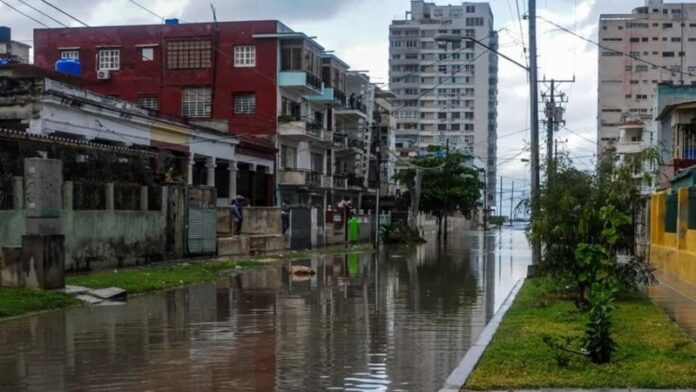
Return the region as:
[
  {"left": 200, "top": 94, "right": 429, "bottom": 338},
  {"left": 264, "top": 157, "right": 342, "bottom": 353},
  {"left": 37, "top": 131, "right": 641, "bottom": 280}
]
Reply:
[
  {"left": 38, "top": 0, "right": 89, "bottom": 27},
  {"left": 128, "top": 0, "right": 163, "bottom": 21},
  {"left": 0, "top": 0, "right": 49, "bottom": 27},
  {"left": 16, "top": 0, "right": 68, "bottom": 27},
  {"left": 561, "top": 125, "right": 597, "bottom": 146},
  {"left": 514, "top": 0, "right": 529, "bottom": 68},
  {"left": 538, "top": 14, "right": 696, "bottom": 79}
]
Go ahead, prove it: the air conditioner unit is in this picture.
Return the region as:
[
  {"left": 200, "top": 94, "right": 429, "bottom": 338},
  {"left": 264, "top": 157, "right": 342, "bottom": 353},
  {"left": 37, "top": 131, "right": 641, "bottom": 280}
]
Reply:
[{"left": 97, "top": 69, "right": 111, "bottom": 80}]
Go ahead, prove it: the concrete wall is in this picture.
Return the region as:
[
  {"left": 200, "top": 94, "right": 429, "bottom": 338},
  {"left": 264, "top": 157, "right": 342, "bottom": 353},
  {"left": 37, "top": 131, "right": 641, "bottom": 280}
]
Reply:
[
  {"left": 0, "top": 179, "right": 169, "bottom": 271},
  {"left": 217, "top": 207, "right": 282, "bottom": 236},
  {"left": 63, "top": 210, "right": 166, "bottom": 270},
  {"left": 0, "top": 210, "right": 25, "bottom": 249}
]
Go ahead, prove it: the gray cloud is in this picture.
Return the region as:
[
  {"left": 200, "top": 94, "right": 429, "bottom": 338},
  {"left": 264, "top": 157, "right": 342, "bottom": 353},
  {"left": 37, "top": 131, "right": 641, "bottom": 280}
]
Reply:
[{"left": 181, "top": 0, "right": 355, "bottom": 23}]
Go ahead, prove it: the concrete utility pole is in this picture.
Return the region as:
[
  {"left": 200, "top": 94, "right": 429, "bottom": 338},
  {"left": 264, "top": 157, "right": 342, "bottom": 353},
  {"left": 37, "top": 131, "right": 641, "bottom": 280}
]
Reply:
[
  {"left": 541, "top": 77, "right": 574, "bottom": 180},
  {"left": 509, "top": 180, "right": 515, "bottom": 227},
  {"left": 499, "top": 176, "right": 503, "bottom": 228},
  {"left": 528, "top": 0, "right": 541, "bottom": 265}
]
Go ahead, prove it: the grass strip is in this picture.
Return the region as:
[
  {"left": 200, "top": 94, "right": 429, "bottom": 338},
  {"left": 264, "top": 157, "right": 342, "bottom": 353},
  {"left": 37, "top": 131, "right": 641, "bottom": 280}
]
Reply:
[
  {"left": 464, "top": 278, "right": 696, "bottom": 390},
  {"left": 66, "top": 259, "right": 261, "bottom": 294},
  {"left": 0, "top": 288, "right": 80, "bottom": 319}
]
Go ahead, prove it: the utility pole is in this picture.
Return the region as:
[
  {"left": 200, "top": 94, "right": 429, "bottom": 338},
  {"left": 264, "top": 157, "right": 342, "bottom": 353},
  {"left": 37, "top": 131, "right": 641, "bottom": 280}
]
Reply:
[
  {"left": 444, "top": 138, "right": 450, "bottom": 241},
  {"left": 374, "top": 138, "right": 381, "bottom": 248},
  {"left": 499, "top": 176, "right": 503, "bottom": 228},
  {"left": 541, "top": 77, "right": 573, "bottom": 180},
  {"left": 482, "top": 169, "right": 488, "bottom": 232},
  {"left": 509, "top": 180, "right": 515, "bottom": 227},
  {"left": 528, "top": 0, "right": 541, "bottom": 265}
]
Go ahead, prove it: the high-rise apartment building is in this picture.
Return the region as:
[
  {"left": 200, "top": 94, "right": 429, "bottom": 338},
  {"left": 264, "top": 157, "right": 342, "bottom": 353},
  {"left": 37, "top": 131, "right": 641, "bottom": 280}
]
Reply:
[
  {"left": 598, "top": 0, "right": 696, "bottom": 156},
  {"left": 389, "top": 0, "right": 498, "bottom": 206}
]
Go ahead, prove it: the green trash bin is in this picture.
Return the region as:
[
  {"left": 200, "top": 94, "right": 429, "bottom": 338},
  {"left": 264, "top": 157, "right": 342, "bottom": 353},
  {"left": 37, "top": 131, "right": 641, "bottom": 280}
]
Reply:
[{"left": 348, "top": 216, "right": 360, "bottom": 243}]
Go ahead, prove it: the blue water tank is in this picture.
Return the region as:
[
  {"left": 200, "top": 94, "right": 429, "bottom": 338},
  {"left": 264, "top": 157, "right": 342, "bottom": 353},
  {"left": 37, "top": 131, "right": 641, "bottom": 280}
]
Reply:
[
  {"left": 55, "top": 59, "right": 82, "bottom": 77},
  {"left": 0, "top": 27, "right": 10, "bottom": 42},
  {"left": 164, "top": 18, "right": 179, "bottom": 25}
]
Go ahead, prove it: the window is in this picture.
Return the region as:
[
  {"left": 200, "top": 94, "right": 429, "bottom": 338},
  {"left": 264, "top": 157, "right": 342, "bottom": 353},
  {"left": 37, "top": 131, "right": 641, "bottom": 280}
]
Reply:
[
  {"left": 141, "top": 47, "right": 154, "bottom": 61},
  {"left": 281, "top": 145, "right": 297, "bottom": 169},
  {"left": 167, "top": 40, "right": 212, "bottom": 69},
  {"left": 625, "top": 65, "right": 632, "bottom": 71},
  {"left": 602, "top": 51, "right": 621, "bottom": 56},
  {"left": 630, "top": 37, "right": 640, "bottom": 42},
  {"left": 672, "top": 37, "right": 682, "bottom": 42},
  {"left": 663, "top": 23, "right": 673, "bottom": 28},
  {"left": 137, "top": 95, "right": 159, "bottom": 110},
  {"left": 466, "top": 17, "right": 484, "bottom": 26},
  {"left": 233, "top": 45, "right": 255, "bottom": 67},
  {"left": 636, "top": 65, "right": 648, "bottom": 72},
  {"left": 451, "top": 124, "right": 460, "bottom": 131},
  {"left": 98, "top": 48, "right": 120, "bottom": 70},
  {"left": 234, "top": 93, "right": 256, "bottom": 114},
  {"left": 663, "top": 51, "right": 675, "bottom": 57},
  {"left": 466, "top": 5, "right": 475, "bottom": 13},
  {"left": 181, "top": 87, "right": 212, "bottom": 118},
  {"left": 60, "top": 50, "right": 79, "bottom": 60}
]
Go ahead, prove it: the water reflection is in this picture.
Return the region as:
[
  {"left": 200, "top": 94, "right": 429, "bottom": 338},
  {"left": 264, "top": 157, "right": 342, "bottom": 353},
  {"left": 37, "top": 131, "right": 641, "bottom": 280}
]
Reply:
[{"left": 0, "top": 228, "right": 530, "bottom": 391}]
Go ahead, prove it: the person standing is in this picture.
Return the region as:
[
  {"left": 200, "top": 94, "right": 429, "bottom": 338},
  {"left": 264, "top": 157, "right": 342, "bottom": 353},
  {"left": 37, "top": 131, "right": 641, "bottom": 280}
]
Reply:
[
  {"left": 281, "top": 200, "right": 290, "bottom": 234},
  {"left": 231, "top": 195, "right": 244, "bottom": 235}
]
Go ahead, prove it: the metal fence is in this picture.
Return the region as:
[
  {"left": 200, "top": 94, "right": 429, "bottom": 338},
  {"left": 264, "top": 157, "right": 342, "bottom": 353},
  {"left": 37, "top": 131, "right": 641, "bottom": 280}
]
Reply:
[
  {"left": 73, "top": 180, "right": 107, "bottom": 210},
  {"left": 665, "top": 193, "right": 678, "bottom": 233},
  {"left": 114, "top": 183, "right": 142, "bottom": 210}
]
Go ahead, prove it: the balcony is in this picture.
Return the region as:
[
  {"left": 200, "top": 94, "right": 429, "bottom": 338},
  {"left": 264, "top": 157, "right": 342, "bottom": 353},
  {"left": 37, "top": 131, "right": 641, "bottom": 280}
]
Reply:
[
  {"left": 615, "top": 140, "right": 645, "bottom": 155},
  {"left": 278, "top": 116, "right": 330, "bottom": 143},
  {"left": 335, "top": 100, "right": 368, "bottom": 121},
  {"left": 334, "top": 134, "right": 365, "bottom": 156},
  {"left": 305, "top": 87, "right": 346, "bottom": 107},
  {"left": 278, "top": 169, "right": 323, "bottom": 188},
  {"left": 278, "top": 71, "right": 323, "bottom": 95},
  {"left": 333, "top": 175, "right": 347, "bottom": 190}
]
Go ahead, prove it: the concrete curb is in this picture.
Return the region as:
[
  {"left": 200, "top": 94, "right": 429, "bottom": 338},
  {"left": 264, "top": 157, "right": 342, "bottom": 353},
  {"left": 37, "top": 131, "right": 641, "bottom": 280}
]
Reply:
[{"left": 439, "top": 278, "right": 526, "bottom": 392}]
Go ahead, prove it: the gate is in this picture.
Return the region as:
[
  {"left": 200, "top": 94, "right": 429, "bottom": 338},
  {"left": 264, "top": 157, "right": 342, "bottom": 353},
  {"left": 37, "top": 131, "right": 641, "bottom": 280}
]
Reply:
[
  {"left": 187, "top": 186, "right": 217, "bottom": 255},
  {"left": 290, "top": 207, "right": 312, "bottom": 250}
]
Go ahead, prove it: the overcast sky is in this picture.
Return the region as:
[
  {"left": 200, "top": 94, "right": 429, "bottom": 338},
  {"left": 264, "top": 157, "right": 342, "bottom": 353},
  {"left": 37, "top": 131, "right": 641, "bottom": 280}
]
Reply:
[{"left": 1, "top": 0, "right": 649, "bottom": 209}]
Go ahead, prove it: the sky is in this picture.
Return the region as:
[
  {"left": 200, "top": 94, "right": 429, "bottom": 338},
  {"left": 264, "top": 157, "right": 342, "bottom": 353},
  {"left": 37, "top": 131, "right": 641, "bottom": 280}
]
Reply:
[{"left": 1, "top": 0, "right": 650, "bottom": 211}]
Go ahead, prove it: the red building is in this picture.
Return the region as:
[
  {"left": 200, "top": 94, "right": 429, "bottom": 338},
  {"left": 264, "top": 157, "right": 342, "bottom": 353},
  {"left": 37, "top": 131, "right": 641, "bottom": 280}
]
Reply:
[{"left": 33, "top": 20, "right": 285, "bottom": 206}]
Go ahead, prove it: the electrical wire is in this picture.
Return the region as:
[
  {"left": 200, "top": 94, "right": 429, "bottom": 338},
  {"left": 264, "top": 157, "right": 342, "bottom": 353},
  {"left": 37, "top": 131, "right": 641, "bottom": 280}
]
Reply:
[
  {"left": 538, "top": 14, "right": 696, "bottom": 79},
  {"left": 16, "top": 0, "right": 68, "bottom": 27},
  {"left": 38, "top": 0, "right": 89, "bottom": 27},
  {"left": 0, "top": 0, "right": 49, "bottom": 28}
]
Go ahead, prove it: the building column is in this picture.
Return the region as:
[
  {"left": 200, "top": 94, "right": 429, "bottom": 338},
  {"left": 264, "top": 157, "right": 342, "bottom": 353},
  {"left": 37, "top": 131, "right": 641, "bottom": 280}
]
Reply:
[
  {"left": 187, "top": 153, "right": 195, "bottom": 185},
  {"left": 228, "top": 161, "right": 237, "bottom": 203},
  {"left": 206, "top": 157, "right": 216, "bottom": 188},
  {"left": 248, "top": 163, "right": 257, "bottom": 204}
]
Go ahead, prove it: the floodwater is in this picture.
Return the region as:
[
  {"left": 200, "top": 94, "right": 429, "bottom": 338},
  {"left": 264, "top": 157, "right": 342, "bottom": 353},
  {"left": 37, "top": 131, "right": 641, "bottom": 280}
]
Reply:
[
  {"left": 0, "top": 228, "right": 530, "bottom": 392},
  {"left": 648, "top": 273, "right": 696, "bottom": 340}
]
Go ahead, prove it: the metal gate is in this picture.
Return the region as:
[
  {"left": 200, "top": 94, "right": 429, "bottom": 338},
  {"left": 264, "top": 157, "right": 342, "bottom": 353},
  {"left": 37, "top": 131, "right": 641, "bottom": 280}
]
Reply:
[
  {"left": 290, "top": 207, "right": 312, "bottom": 250},
  {"left": 187, "top": 186, "right": 217, "bottom": 255}
]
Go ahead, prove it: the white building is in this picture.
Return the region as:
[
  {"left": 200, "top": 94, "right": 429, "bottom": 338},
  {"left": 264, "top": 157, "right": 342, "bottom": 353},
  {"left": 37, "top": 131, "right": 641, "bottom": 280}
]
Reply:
[
  {"left": 598, "top": 0, "right": 696, "bottom": 156},
  {"left": 389, "top": 0, "right": 499, "bottom": 206},
  {"left": 0, "top": 27, "right": 30, "bottom": 64}
]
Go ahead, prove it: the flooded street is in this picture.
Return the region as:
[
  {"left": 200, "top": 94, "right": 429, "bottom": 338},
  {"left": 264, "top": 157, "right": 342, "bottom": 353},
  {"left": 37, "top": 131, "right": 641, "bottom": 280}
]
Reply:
[{"left": 0, "top": 228, "right": 530, "bottom": 392}]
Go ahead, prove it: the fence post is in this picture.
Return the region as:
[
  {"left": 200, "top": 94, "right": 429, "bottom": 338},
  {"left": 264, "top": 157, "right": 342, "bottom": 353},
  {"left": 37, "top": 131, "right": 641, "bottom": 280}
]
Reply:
[
  {"left": 106, "top": 183, "right": 114, "bottom": 211},
  {"left": 12, "top": 176, "right": 24, "bottom": 210},
  {"left": 140, "top": 186, "right": 149, "bottom": 211},
  {"left": 63, "top": 181, "right": 73, "bottom": 211},
  {"left": 161, "top": 186, "right": 168, "bottom": 213}
]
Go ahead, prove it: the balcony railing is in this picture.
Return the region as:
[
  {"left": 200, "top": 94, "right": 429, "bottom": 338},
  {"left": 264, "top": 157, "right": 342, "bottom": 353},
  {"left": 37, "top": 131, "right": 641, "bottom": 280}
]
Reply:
[
  {"left": 334, "top": 89, "right": 347, "bottom": 107},
  {"left": 305, "top": 120, "right": 323, "bottom": 138},
  {"left": 348, "top": 176, "right": 365, "bottom": 188},
  {"left": 306, "top": 171, "right": 322, "bottom": 186},
  {"left": 333, "top": 176, "right": 347, "bottom": 189}
]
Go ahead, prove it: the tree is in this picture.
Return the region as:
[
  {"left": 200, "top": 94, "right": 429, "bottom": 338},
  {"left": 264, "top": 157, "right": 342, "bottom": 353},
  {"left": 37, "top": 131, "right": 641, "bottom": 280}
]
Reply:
[{"left": 394, "top": 145, "right": 484, "bottom": 239}]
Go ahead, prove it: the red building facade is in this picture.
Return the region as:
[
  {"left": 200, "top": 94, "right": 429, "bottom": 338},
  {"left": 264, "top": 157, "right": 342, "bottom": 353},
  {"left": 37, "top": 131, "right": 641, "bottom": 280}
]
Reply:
[{"left": 33, "top": 20, "right": 286, "bottom": 206}]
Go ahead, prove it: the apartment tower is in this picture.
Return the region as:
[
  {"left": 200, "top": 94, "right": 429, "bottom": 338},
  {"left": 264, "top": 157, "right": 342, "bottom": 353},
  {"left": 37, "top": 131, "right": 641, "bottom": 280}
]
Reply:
[
  {"left": 389, "top": 0, "right": 498, "bottom": 206},
  {"left": 598, "top": 0, "right": 696, "bottom": 155}
]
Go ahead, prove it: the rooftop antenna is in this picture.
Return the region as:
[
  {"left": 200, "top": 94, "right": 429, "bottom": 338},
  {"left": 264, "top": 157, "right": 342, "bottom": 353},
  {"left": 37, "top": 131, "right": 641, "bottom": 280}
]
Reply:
[{"left": 210, "top": 3, "right": 218, "bottom": 23}]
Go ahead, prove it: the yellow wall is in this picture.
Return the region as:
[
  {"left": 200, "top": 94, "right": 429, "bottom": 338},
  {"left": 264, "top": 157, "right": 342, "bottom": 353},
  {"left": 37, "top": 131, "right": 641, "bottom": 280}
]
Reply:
[
  {"left": 150, "top": 121, "right": 191, "bottom": 150},
  {"left": 649, "top": 189, "right": 696, "bottom": 285}
]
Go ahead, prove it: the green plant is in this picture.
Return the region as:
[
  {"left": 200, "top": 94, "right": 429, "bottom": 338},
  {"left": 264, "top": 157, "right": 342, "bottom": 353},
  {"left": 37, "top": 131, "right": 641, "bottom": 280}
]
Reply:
[
  {"left": 583, "top": 280, "right": 619, "bottom": 364},
  {"left": 379, "top": 223, "right": 425, "bottom": 244}
]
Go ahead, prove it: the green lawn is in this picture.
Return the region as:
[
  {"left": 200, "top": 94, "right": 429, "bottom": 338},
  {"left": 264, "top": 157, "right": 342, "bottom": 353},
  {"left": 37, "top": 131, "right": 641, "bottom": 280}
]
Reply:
[
  {"left": 0, "top": 288, "right": 79, "bottom": 319},
  {"left": 464, "top": 278, "right": 696, "bottom": 390},
  {"left": 66, "top": 259, "right": 261, "bottom": 294}
]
